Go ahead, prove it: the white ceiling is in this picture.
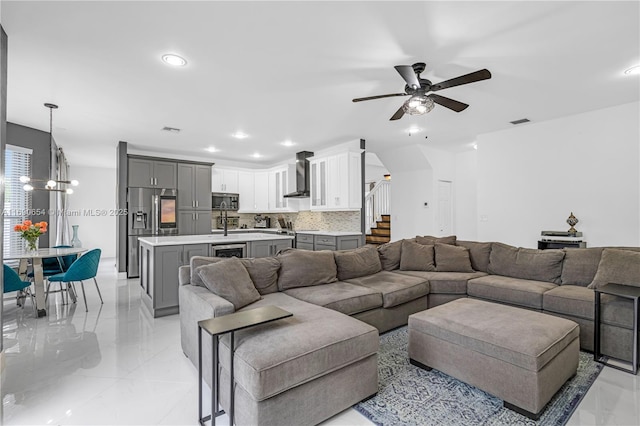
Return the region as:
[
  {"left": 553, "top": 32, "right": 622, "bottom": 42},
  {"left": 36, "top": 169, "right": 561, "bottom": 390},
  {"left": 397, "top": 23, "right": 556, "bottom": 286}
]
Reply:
[{"left": 1, "top": 1, "right": 639, "bottom": 168}]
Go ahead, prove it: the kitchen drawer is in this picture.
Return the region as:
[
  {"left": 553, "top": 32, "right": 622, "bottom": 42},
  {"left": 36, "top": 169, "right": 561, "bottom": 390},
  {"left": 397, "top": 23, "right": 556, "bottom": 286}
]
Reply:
[
  {"left": 296, "top": 233, "right": 314, "bottom": 244},
  {"left": 314, "top": 243, "right": 336, "bottom": 251},
  {"left": 295, "top": 242, "right": 314, "bottom": 251},
  {"left": 314, "top": 235, "right": 337, "bottom": 246}
]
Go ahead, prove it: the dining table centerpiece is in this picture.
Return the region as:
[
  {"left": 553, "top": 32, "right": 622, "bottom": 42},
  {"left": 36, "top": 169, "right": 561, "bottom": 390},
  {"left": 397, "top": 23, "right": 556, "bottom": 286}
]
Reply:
[{"left": 14, "top": 220, "right": 47, "bottom": 252}]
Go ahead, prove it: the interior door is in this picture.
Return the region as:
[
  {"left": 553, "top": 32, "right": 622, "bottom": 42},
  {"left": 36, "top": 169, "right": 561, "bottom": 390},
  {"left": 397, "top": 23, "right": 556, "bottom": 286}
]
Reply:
[{"left": 437, "top": 180, "right": 453, "bottom": 235}]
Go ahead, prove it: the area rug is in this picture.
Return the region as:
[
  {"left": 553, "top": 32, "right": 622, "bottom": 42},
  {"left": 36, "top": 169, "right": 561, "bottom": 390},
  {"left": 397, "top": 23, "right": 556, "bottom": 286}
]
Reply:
[{"left": 354, "top": 326, "right": 603, "bottom": 426}]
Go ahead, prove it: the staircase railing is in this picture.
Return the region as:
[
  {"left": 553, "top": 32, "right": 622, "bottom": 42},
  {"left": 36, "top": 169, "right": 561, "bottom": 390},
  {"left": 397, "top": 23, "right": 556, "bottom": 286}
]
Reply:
[{"left": 364, "top": 180, "right": 390, "bottom": 234}]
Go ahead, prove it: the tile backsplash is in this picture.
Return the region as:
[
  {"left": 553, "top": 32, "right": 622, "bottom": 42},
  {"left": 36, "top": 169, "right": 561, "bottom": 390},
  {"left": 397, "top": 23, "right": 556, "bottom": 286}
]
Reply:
[{"left": 211, "top": 210, "right": 361, "bottom": 232}]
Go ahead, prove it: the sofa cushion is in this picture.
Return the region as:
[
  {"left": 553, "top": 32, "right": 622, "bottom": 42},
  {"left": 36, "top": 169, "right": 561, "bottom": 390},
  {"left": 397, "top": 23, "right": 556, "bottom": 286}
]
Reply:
[
  {"left": 488, "top": 243, "right": 565, "bottom": 284},
  {"left": 377, "top": 239, "right": 403, "bottom": 271},
  {"left": 416, "top": 235, "right": 457, "bottom": 246},
  {"left": 345, "top": 271, "right": 429, "bottom": 308},
  {"left": 218, "top": 292, "right": 379, "bottom": 401},
  {"left": 334, "top": 246, "right": 382, "bottom": 281},
  {"left": 561, "top": 248, "right": 604, "bottom": 286},
  {"left": 197, "top": 258, "right": 261, "bottom": 310},
  {"left": 284, "top": 281, "right": 382, "bottom": 315},
  {"left": 467, "top": 275, "right": 557, "bottom": 310},
  {"left": 434, "top": 243, "right": 474, "bottom": 272},
  {"left": 399, "top": 240, "right": 435, "bottom": 271},
  {"left": 240, "top": 257, "right": 281, "bottom": 295},
  {"left": 543, "top": 285, "right": 636, "bottom": 329},
  {"left": 190, "top": 256, "right": 225, "bottom": 287},
  {"left": 588, "top": 248, "right": 640, "bottom": 289},
  {"left": 276, "top": 249, "right": 338, "bottom": 290},
  {"left": 395, "top": 270, "right": 488, "bottom": 294},
  {"left": 456, "top": 240, "right": 492, "bottom": 273}
]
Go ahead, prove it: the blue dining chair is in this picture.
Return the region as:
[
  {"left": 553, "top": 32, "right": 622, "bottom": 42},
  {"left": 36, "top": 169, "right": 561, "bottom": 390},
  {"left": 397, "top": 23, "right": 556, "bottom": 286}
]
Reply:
[
  {"left": 47, "top": 249, "right": 102, "bottom": 312},
  {"left": 3, "top": 264, "right": 36, "bottom": 313},
  {"left": 37, "top": 245, "right": 79, "bottom": 305}
]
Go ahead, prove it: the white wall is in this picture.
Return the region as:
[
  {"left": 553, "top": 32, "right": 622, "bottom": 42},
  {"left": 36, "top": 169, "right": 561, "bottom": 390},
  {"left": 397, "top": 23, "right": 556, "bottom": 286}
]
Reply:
[
  {"left": 475, "top": 101, "right": 639, "bottom": 247},
  {"left": 67, "top": 166, "right": 117, "bottom": 258}
]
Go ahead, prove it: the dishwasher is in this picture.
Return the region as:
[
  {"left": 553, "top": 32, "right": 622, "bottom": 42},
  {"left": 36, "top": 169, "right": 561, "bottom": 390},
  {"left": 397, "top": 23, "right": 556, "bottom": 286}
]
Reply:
[{"left": 211, "top": 243, "right": 247, "bottom": 258}]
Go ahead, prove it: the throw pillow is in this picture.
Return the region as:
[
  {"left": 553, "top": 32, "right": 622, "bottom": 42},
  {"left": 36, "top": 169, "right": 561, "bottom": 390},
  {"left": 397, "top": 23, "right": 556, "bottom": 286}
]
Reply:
[
  {"left": 197, "top": 257, "right": 261, "bottom": 309},
  {"left": 514, "top": 248, "right": 565, "bottom": 284},
  {"left": 416, "top": 235, "right": 457, "bottom": 246},
  {"left": 588, "top": 248, "right": 640, "bottom": 289},
  {"left": 240, "top": 257, "right": 281, "bottom": 295},
  {"left": 487, "top": 242, "right": 518, "bottom": 277},
  {"left": 561, "top": 248, "right": 604, "bottom": 286},
  {"left": 276, "top": 249, "right": 338, "bottom": 290},
  {"left": 399, "top": 240, "right": 435, "bottom": 271},
  {"left": 377, "top": 239, "right": 403, "bottom": 271},
  {"left": 190, "top": 256, "right": 225, "bottom": 287},
  {"left": 434, "top": 243, "right": 474, "bottom": 272},
  {"left": 334, "top": 246, "right": 382, "bottom": 280},
  {"left": 456, "top": 240, "right": 492, "bottom": 272}
]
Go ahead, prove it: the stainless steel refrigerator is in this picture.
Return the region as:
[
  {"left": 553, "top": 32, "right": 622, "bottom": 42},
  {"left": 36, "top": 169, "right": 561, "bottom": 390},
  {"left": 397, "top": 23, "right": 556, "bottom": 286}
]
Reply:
[{"left": 127, "top": 187, "right": 178, "bottom": 278}]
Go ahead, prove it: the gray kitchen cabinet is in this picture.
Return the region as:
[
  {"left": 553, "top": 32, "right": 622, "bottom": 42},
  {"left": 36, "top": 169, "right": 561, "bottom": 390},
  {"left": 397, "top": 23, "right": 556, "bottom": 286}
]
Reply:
[
  {"left": 295, "top": 242, "right": 314, "bottom": 250},
  {"left": 295, "top": 233, "right": 362, "bottom": 251},
  {"left": 128, "top": 157, "right": 177, "bottom": 188},
  {"left": 139, "top": 242, "right": 209, "bottom": 317},
  {"left": 248, "top": 239, "right": 293, "bottom": 258},
  {"left": 177, "top": 163, "right": 212, "bottom": 211},
  {"left": 178, "top": 211, "right": 212, "bottom": 235},
  {"left": 295, "top": 233, "right": 314, "bottom": 250}
]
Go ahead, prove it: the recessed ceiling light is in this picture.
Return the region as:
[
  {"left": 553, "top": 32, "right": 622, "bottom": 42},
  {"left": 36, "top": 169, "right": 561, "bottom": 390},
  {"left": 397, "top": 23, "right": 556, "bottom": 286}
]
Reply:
[
  {"left": 624, "top": 65, "right": 640, "bottom": 75},
  {"left": 231, "top": 131, "right": 249, "bottom": 139},
  {"left": 205, "top": 146, "right": 217, "bottom": 153},
  {"left": 281, "top": 140, "right": 296, "bottom": 147},
  {"left": 473, "top": 144, "right": 478, "bottom": 150},
  {"left": 251, "top": 152, "right": 262, "bottom": 158},
  {"left": 406, "top": 126, "right": 422, "bottom": 135},
  {"left": 161, "top": 54, "right": 187, "bottom": 67}
]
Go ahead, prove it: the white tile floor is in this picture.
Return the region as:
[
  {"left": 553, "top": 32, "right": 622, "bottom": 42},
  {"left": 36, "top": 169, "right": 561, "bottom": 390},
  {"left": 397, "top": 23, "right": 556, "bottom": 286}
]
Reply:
[{"left": 1, "top": 261, "right": 638, "bottom": 425}]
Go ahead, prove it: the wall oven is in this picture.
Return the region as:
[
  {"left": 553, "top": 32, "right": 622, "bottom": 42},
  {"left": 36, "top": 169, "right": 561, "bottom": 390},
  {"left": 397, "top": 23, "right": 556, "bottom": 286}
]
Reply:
[
  {"left": 211, "top": 243, "right": 246, "bottom": 258},
  {"left": 212, "top": 192, "right": 239, "bottom": 211}
]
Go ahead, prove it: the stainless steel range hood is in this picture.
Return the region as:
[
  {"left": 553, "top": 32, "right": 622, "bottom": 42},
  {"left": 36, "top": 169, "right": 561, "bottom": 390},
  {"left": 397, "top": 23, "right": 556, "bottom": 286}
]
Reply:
[{"left": 284, "top": 151, "right": 314, "bottom": 198}]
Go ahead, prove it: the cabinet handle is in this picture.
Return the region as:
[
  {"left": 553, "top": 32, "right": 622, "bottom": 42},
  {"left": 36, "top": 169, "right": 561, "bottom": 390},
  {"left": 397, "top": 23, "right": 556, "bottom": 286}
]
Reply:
[
  {"left": 196, "top": 200, "right": 199, "bottom": 208},
  {"left": 151, "top": 177, "right": 154, "bottom": 186}
]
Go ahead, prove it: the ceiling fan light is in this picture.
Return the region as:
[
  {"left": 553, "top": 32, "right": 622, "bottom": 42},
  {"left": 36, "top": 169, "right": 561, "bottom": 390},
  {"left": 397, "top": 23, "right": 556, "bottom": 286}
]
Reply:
[{"left": 402, "top": 96, "right": 434, "bottom": 115}]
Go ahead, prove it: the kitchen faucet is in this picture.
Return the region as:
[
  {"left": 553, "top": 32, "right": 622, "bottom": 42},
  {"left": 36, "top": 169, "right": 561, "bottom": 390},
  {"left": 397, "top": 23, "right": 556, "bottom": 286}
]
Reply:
[{"left": 219, "top": 201, "right": 228, "bottom": 236}]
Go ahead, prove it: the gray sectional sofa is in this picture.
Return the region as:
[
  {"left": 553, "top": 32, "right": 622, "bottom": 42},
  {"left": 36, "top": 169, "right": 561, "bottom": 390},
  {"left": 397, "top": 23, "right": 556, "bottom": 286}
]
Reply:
[{"left": 179, "top": 236, "right": 640, "bottom": 426}]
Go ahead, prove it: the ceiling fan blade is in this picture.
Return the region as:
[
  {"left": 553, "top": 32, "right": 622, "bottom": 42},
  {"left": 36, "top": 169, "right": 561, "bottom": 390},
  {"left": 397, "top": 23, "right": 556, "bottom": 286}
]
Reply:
[
  {"left": 394, "top": 65, "right": 421, "bottom": 88},
  {"left": 430, "top": 69, "right": 491, "bottom": 92},
  {"left": 352, "top": 93, "right": 407, "bottom": 102},
  {"left": 389, "top": 106, "right": 405, "bottom": 121},
  {"left": 428, "top": 94, "right": 469, "bottom": 112}
]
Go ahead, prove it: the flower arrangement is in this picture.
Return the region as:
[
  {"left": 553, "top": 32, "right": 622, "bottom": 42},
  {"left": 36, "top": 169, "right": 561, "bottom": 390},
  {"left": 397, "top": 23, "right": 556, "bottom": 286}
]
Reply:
[{"left": 14, "top": 220, "right": 47, "bottom": 252}]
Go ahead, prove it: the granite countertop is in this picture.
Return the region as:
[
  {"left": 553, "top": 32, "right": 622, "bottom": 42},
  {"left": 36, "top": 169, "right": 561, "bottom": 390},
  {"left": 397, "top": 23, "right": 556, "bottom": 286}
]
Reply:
[
  {"left": 210, "top": 228, "right": 281, "bottom": 233},
  {"left": 294, "top": 230, "right": 363, "bottom": 236},
  {"left": 139, "top": 233, "right": 294, "bottom": 247}
]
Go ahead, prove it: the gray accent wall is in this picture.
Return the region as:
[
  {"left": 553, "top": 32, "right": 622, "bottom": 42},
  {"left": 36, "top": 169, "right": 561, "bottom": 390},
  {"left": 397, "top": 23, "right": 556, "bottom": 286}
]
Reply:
[
  {"left": 116, "top": 141, "right": 127, "bottom": 272},
  {"left": 7, "top": 122, "right": 55, "bottom": 247}
]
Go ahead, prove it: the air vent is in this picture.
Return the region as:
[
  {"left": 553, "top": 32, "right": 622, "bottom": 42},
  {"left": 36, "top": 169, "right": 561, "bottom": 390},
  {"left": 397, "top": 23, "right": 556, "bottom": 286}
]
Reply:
[
  {"left": 509, "top": 118, "right": 530, "bottom": 125},
  {"left": 161, "top": 126, "right": 181, "bottom": 133}
]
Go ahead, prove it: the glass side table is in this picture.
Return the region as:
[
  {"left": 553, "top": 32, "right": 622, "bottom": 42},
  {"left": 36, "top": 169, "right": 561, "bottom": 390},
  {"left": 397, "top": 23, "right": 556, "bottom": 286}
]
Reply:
[
  {"left": 197, "top": 305, "right": 293, "bottom": 426},
  {"left": 594, "top": 283, "right": 640, "bottom": 374}
]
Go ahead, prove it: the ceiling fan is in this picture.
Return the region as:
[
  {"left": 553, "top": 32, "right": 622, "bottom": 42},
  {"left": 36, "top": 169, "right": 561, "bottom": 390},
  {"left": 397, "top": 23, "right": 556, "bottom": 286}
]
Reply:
[{"left": 352, "top": 62, "right": 491, "bottom": 121}]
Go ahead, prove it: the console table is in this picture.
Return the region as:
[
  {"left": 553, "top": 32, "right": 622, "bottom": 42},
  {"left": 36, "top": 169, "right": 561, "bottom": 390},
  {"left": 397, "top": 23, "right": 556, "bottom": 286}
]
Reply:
[
  {"left": 197, "top": 306, "right": 293, "bottom": 426},
  {"left": 594, "top": 283, "right": 640, "bottom": 374}
]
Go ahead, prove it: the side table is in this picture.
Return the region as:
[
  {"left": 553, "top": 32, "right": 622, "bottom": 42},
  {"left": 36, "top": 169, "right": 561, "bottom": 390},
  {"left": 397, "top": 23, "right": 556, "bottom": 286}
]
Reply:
[
  {"left": 594, "top": 283, "right": 640, "bottom": 374},
  {"left": 197, "top": 306, "right": 293, "bottom": 426}
]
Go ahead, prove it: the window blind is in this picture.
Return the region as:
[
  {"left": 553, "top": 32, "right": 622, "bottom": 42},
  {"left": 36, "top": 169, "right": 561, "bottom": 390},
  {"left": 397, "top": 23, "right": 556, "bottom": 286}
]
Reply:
[{"left": 4, "top": 144, "right": 33, "bottom": 256}]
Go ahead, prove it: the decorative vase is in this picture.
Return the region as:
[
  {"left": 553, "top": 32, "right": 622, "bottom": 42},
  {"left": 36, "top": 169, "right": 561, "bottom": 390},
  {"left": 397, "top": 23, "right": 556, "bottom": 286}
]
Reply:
[
  {"left": 566, "top": 212, "right": 579, "bottom": 235},
  {"left": 71, "top": 225, "right": 82, "bottom": 248},
  {"left": 24, "top": 237, "right": 39, "bottom": 253}
]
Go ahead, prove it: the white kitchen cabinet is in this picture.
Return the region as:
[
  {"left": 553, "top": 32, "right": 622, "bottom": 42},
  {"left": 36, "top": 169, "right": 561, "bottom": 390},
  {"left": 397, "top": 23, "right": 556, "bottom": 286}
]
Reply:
[
  {"left": 268, "top": 165, "right": 295, "bottom": 211},
  {"left": 238, "top": 171, "right": 255, "bottom": 212},
  {"left": 254, "top": 171, "right": 269, "bottom": 211},
  {"left": 211, "top": 168, "right": 239, "bottom": 193},
  {"left": 310, "top": 151, "right": 361, "bottom": 211}
]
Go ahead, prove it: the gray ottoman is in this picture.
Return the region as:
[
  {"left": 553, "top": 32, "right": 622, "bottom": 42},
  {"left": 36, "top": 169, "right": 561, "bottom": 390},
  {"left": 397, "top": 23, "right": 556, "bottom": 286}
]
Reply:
[{"left": 408, "top": 298, "right": 579, "bottom": 419}]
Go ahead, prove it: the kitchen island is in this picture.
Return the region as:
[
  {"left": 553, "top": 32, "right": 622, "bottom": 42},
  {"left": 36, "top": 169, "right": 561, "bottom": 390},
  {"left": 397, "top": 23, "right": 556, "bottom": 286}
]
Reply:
[
  {"left": 138, "top": 233, "right": 294, "bottom": 317},
  {"left": 294, "top": 231, "right": 363, "bottom": 251}
]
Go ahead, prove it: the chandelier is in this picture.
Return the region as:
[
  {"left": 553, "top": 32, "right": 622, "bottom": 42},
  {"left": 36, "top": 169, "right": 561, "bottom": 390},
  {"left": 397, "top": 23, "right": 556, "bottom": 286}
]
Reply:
[{"left": 22, "top": 103, "right": 78, "bottom": 194}]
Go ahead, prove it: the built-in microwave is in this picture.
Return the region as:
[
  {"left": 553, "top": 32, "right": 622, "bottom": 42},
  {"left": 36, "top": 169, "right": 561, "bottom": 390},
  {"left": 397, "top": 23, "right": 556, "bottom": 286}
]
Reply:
[{"left": 212, "top": 192, "right": 239, "bottom": 211}]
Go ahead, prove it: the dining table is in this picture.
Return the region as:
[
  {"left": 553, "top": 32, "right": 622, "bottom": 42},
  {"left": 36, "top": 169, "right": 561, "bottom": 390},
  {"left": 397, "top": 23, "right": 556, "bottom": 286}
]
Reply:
[{"left": 4, "top": 246, "right": 88, "bottom": 317}]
